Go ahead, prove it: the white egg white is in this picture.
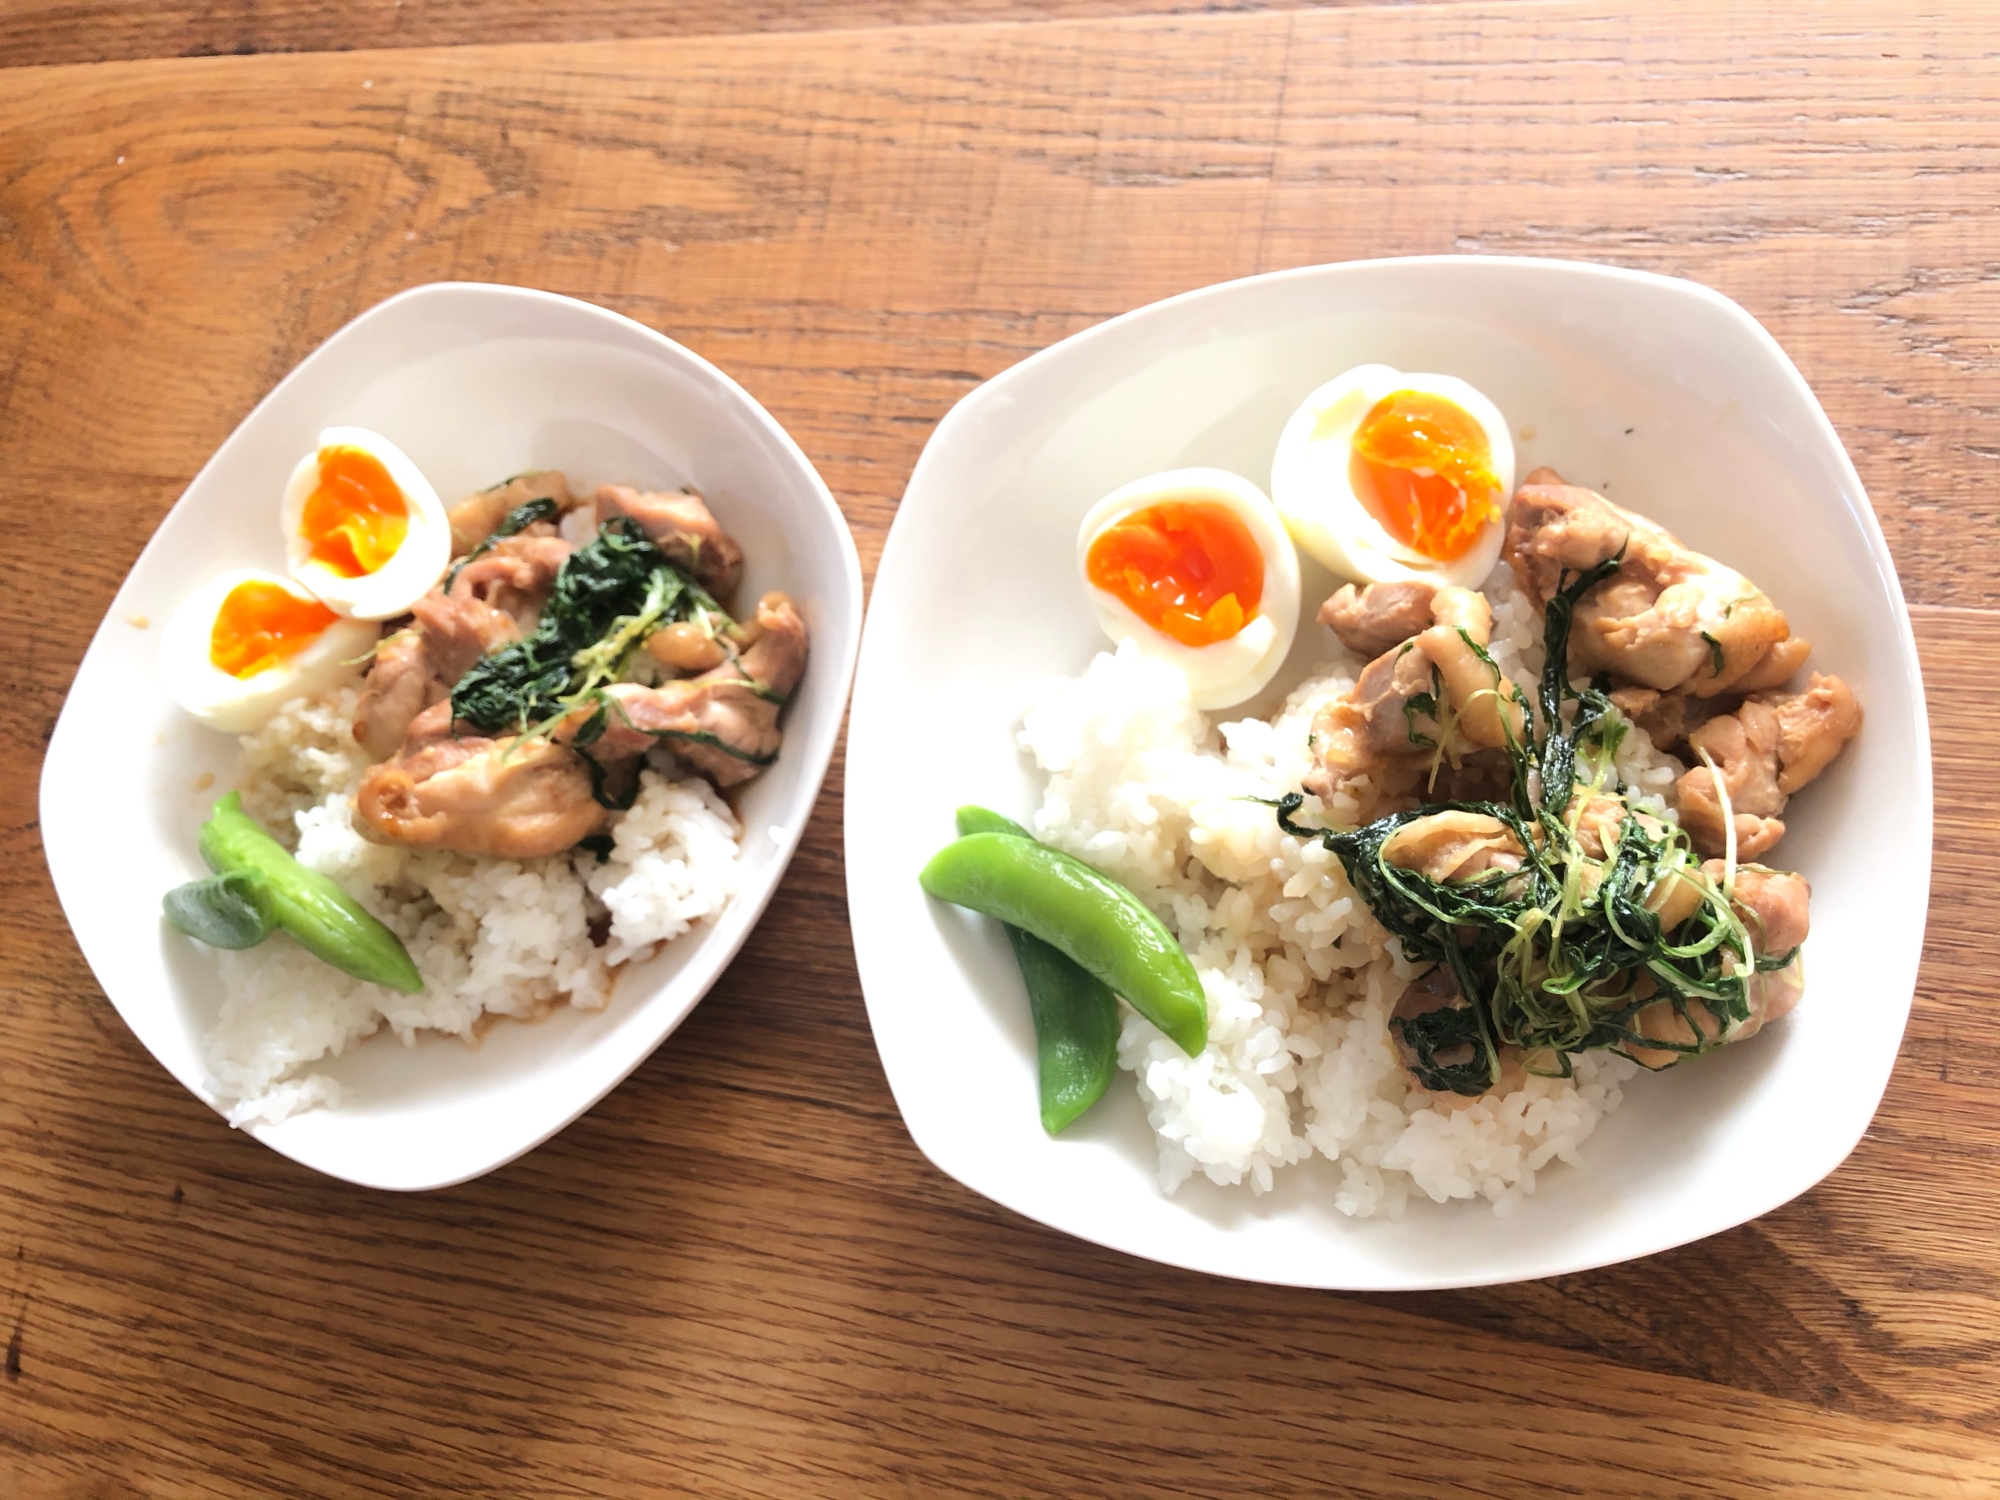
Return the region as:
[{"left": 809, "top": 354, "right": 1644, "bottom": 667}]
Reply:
[
  {"left": 161, "top": 568, "right": 380, "bottom": 734},
  {"left": 1270, "top": 364, "right": 1515, "bottom": 589},
  {"left": 282, "top": 425, "right": 451, "bottom": 620},
  {"left": 1076, "top": 467, "right": 1300, "bottom": 711}
]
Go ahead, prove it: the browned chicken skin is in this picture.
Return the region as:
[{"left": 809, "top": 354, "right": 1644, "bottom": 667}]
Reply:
[
  {"left": 353, "top": 628, "right": 449, "bottom": 764},
  {"left": 446, "top": 470, "right": 575, "bottom": 556},
  {"left": 595, "top": 483, "right": 744, "bottom": 596},
  {"left": 726, "top": 591, "right": 810, "bottom": 701},
  {"left": 1679, "top": 701, "right": 1787, "bottom": 859},
  {"left": 355, "top": 733, "right": 605, "bottom": 858},
  {"left": 1723, "top": 861, "right": 1812, "bottom": 953},
  {"left": 445, "top": 532, "right": 573, "bottom": 633},
  {"left": 1380, "top": 809, "right": 1525, "bottom": 883},
  {"left": 1319, "top": 581, "right": 1441, "bottom": 658},
  {"left": 409, "top": 588, "right": 520, "bottom": 687},
  {"left": 1304, "top": 584, "right": 1527, "bottom": 820},
  {"left": 1506, "top": 469, "right": 1800, "bottom": 696},
  {"left": 596, "top": 682, "right": 783, "bottom": 789},
  {"left": 1766, "top": 672, "right": 1864, "bottom": 796},
  {"left": 1673, "top": 674, "right": 1862, "bottom": 859}
]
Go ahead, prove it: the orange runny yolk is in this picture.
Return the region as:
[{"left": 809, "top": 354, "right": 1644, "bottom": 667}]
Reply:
[
  {"left": 1348, "top": 390, "right": 1502, "bottom": 562},
  {"left": 1084, "top": 499, "right": 1264, "bottom": 649},
  {"left": 209, "top": 580, "right": 340, "bottom": 679},
  {"left": 301, "top": 445, "right": 408, "bottom": 578}
]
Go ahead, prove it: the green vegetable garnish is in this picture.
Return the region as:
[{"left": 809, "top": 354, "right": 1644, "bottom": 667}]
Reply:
[
  {"left": 162, "top": 871, "right": 274, "bottom": 949},
  {"left": 1701, "top": 629, "right": 1725, "bottom": 677},
  {"left": 163, "top": 793, "right": 423, "bottom": 993},
  {"left": 920, "top": 831, "right": 1207, "bottom": 1059},
  {"left": 1275, "top": 556, "right": 1783, "bottom": 1094},
  {"left": 954, "top": 806, "right": 1119, "bottom": 1133},
  {"left": 450, "top": 518, "right": 743, "bottom": 807},
  {"left": 453, "top": 517, "right": 709, "bottom": 732}
]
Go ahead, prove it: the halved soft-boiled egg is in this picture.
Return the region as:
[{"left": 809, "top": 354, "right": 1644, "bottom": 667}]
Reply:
[
  {"left": 1077, "top": 468, "right": 1300, "bottom": 710},
  {"left": 161, "top": 569, "right": 380, "bottom": 732},
  {"left": 1271, "top": 364, "right": 1515, "bottom": 589},
  {"left": 281, "top": 426, "right": 450, "bottom": 619}
]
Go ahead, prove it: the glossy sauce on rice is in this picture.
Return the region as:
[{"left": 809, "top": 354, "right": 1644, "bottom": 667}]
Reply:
[
  {"left": 208, "top": 673, "right": 743, "bottom": 1125},
  {"left": 1018, "top": 563, "right": 1680, "bottom": 1215}
]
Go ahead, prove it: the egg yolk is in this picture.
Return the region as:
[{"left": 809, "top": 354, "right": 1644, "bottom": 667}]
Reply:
[
  {"left": 1348, "top": 391, "right": 1503, "bottom": 562},
  {"left": 1085, "top": 499, "right": 1265, "bottom": 648},
  {"left": 301, "top": 445, "right": 409, "bottom": 578},
  {"left": 209, "top": 580, "right": 340, "bottom": 679}
]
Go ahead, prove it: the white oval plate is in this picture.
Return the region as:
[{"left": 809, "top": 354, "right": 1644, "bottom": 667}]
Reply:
[
  {"left": 41, "top": 282, "right": 863, "bottom": 1191},
  {"left": 846, "top": 257, "right": 1929, "bottom": 1290}
]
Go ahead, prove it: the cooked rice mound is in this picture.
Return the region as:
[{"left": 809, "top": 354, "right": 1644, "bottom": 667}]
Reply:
[
  {"left": 1019, "top": 565, "right": 1678, "bottom": 1217},
  {"left": 210, "top": 677, "right": 742, "bottom": 1125}
]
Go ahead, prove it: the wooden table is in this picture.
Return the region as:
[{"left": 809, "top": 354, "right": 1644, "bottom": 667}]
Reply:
[{"left": 4, "top": 3, "right": 1997, "bottom": 1494}]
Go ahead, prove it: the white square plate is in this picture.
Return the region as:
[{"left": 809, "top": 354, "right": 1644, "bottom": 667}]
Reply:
[
  {"left": 845, "top": 257, "right": 1929, "bottom": 1289},
  {"left": 41, "top": 282, "right": 862, "bottom": 1190}
]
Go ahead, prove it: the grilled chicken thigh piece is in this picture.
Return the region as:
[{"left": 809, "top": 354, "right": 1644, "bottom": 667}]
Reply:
[
  {"left": 562, "top": 592, "right": 810, "bottom": 789},
  {"left": 444, "top": 533, "right": 572, "bottom": 633},
  {"left": 1504, "top": 469, "right": 1800, "bottom": 697},
  {"left": 446, "top": 470, "right": 575, "bottom": 556},
  {"left": 1673, "top": 673, "right": 1862, "bottom": 859},
  {"left": 353, "top": 628, "right": 450, "bottom": 764},
  {"left": 1318, "top": 581, "right": 1442, "bottom": 658},
  {"left": 352, "top": 536, "right": 567, "bottom": 763},
  {"left": 355, "top": 734, "right": 605, "bottom": 859},
  {"left": 594, "top": 483, "right": 744, "bottom": 597},
  {"left": 1305, "top": 584, "right": 1526, "bottom": 821},
  {"left": 1626, "top": 862, "right": 1810, "bottom": 1068}
]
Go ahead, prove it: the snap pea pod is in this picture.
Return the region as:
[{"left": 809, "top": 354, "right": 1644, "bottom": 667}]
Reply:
[
  {"left": 954, "top": 807, "right": 1118, "bottom": 1133},
  {"left": 1008, "top": 926, "right": 1120, "bottom": 1132},
  {"left": 175, "top": 793, "right": 424, "bottom": 993},
  {"left": 920, "top": 830, "right": 1207, "bottom": 1058},
  {"left": 953, "top": 806, "right": 1034, "bottom": 841}
]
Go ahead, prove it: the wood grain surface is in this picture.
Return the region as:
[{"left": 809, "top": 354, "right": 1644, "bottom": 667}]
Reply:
[
  {"left": 4, "top": 2, "right": 1999, "bottom": 1495},
  {"left": 0, "top": 0, "right": 1309, "bottom": 70}
]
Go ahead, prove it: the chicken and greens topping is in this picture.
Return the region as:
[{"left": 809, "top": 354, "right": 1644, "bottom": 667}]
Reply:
[
  {"left": 1287, "top": 467, "right": 1857, "bottom": 1097},
  {"left": 161, "top": 437, "right": 807, "bottom": 989},
  {"left": 350, "top": 472, "right": 805, "bottom": 864}
]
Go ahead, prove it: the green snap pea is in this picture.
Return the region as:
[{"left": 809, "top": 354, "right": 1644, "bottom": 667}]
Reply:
[
  {"left": 1005, "top": 925, "right": 1120, "bottom": 1133},
  {"left": 954, "top": 805, "right": 1034, "bottom": 841},
  {"left": 954, "top": 807, "right": 1119, "bottom": 1132},
  {"left": 172, "top": 792, "right": 424, "bottom": 993},
  {"left": 921, "top": 829, "right": 1207, "bottom": 1058}
]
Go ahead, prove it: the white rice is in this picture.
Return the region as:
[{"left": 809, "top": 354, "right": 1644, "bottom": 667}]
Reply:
[
  {"left": 209, "top": 677, "right": 742, "bottom": 1126},
  {"left": 1018, "top": 564, "right": 1684, "bottom": 1216}
]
